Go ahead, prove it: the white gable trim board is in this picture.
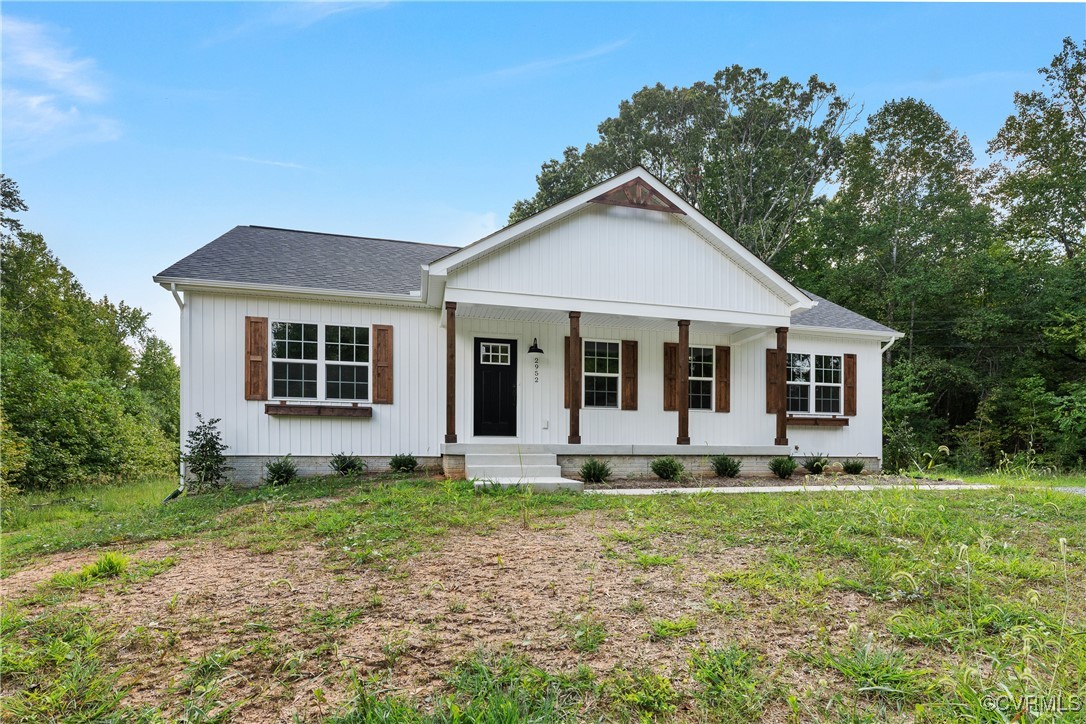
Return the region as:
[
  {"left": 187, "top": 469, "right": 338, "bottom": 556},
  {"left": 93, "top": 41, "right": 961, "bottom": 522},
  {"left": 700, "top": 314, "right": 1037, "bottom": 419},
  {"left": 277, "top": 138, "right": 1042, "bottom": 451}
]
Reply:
[{"left": 159, "top": 169, "right": 901, "bottom": 485}]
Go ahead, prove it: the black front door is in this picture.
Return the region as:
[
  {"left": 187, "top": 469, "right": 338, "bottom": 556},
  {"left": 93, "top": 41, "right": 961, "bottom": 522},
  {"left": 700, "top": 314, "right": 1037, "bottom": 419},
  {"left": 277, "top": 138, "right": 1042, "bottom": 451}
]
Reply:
[{"left": 474, "top": 338, "right": 517, "bottom": 437}]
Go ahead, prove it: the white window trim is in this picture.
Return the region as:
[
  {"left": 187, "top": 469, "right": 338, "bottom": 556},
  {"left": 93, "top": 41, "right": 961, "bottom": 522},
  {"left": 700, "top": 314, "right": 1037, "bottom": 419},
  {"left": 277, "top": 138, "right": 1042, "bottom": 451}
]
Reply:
[
  {"left": 688, "top": 345, "right": 714, "bottom": 412},
  {"left": 269, "top": 320, "right": 372, "bottom": 403},
  {"left": 582, "top": 338, "right": 621, "bottom": 409},
  {"left": 787, "top": 352, "right": 843, "bottom": 416}
]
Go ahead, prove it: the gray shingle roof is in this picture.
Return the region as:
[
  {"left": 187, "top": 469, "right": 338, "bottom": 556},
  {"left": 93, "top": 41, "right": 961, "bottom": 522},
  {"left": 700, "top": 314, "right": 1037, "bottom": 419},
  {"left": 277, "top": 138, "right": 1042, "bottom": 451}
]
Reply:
[
  {"left": 155, "top": 226, "right": 455, "bottom": 296},
  {"left": 792, "top": 290, "right": 899, "bottom": 335},
  {"left": 157, "top": 226, "right": 897, "bottom": 336}
]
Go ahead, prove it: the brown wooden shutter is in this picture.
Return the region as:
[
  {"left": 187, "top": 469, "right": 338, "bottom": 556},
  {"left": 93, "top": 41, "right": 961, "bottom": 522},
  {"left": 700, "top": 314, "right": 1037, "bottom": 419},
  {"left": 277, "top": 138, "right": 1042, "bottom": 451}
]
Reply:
[
  {"left": 843, "top": 353, "right": 857, "bottom": 416},
  {"left": 372, "top": 324, "right": 394, "bottom": 404},
  {"left": 715, "top": 345, "right": 731, "bottom": 413},
  {"left": 564, "top": 336, "right": 571, "bottom": 409},
  {"left": 766, "top": 348, "right": 780, "bottom": 414},
  {"left": 663, "top": 342, "right": 678, "bottom": 411},
  {"left": 244, "top": 316, "right": 268, "bottom": 401},
  {"left": 621, "top": 340, "right": 638, "bottom": 410}
]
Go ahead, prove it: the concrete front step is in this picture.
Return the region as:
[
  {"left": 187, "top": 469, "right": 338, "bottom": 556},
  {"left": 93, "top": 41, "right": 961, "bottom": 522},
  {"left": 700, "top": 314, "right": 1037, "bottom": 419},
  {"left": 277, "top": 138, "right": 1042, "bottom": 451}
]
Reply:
[
  {"left": 468, "top": 464, "right": 563, "bottom": 478},
  {"left": 465, "top": 453, "right": 558, "bottom": 466},
  {"left": 474, "top": 477, "right": 584, "bottom": 493}
]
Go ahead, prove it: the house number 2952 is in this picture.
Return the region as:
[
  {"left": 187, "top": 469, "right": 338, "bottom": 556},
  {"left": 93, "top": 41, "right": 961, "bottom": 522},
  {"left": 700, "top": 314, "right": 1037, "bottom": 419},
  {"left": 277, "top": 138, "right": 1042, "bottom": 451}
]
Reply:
[{"left": 533, "top": 358, "right": 540, "bottom": 383}]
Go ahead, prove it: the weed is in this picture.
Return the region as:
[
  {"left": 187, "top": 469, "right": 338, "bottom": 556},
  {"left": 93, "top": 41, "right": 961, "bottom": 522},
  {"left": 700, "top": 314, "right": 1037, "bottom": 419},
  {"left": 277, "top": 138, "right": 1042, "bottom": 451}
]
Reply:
[
  {"left": 559, "top": 612, "right": 607, "bottom": 653},
  {"left": 265, "top": 456, "right": 298, "bottom": 486},
  {"left": 607, "top": 668, "right": 680, "bottom": 715},
  {"left": 689, "top": 645, "right": 771, "bottom": 719},
  {"left": 812, "top": 633, "right": 932, "bottom": 702},
  {"left": 649, "top": 615, "right": 697, "bottom": 640}
]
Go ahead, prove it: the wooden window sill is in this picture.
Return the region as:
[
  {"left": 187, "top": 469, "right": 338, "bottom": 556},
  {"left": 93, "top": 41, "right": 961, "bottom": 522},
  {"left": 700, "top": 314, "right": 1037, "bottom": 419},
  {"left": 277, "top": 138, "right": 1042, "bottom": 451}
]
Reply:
[
  {"left": 265, "top": 403, "right": 372, "bottom": 418},
  {"left": 786, "top": 416, "right": 849, "bottom": 427}
]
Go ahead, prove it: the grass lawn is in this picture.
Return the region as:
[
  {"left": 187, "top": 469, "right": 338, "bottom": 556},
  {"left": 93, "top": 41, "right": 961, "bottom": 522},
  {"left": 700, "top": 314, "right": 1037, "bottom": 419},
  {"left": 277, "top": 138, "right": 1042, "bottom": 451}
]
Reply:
[{"left": 1, "top": 474, "right": 1084, "bottom": 722}]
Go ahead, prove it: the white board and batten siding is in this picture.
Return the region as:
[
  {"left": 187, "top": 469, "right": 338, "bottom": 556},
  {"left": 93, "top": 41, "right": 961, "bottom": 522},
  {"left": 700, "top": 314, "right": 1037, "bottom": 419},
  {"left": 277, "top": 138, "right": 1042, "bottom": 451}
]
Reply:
[
  {"left": 454, "top": 319, "right": 884, "bottom": 459},
  {"left": 786, "top": 332, "right": 885, "bottom": 460},
  {"left": 447, "top": 204, "right": 794, "bottom": 325},
  {"left": 181, "top": 293, "right": 444, "bottom": 460}
]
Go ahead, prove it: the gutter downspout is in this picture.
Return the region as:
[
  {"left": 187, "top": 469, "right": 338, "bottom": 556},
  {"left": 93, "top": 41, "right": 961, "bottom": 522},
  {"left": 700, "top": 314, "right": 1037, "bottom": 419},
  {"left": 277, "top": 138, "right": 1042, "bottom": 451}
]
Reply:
[
  {"left": 164, "top": 283, "right": 185, "bottom": 503},
  {"left": 881, "top": 337, "right": 899, "bottom": 355},
  {"left": 170, "top": 283, "right": 184, "bottom": 311}
]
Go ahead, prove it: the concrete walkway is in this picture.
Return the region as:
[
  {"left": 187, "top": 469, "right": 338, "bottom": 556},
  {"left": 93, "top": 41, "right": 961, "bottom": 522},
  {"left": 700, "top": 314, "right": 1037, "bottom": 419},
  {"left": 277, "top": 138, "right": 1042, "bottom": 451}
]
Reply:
[{"left": 586, "top": 483, "right": 996, "bottom": 496}]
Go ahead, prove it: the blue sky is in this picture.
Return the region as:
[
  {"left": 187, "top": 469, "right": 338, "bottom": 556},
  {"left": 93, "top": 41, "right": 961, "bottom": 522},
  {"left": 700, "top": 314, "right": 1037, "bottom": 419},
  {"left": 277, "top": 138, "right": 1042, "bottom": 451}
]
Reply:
[{"left": 3, "top": 2, "right": 1082, "bottom": 354}]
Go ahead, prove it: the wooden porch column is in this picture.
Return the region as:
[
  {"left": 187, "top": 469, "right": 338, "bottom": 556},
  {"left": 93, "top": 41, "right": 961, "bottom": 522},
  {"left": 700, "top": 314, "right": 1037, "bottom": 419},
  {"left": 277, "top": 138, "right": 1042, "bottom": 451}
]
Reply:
[
  {"left": 444, "top": 302, "right": 457, "bottom": 444},
  {"left": 677, "top": 320, "right": 690, "bottom": 445},
  {"left": 775, "top": 326, "right": 788, "bottom": 446},
  {"left": 568, "top": 311, "right": 582, "bottom": 444}
]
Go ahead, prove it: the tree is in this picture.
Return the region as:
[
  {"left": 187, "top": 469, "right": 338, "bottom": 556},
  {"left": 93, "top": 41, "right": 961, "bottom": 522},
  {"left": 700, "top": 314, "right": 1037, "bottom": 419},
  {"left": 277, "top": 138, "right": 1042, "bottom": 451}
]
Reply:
[
  {"left": 989, "top": 37, "right": 1086, "bottom": 259},
  {"left": 509, "top": 66, "right": 857, "bottom": 261},
  {"left": 1, "top": 175, "right": 28, "bottom": 241}
]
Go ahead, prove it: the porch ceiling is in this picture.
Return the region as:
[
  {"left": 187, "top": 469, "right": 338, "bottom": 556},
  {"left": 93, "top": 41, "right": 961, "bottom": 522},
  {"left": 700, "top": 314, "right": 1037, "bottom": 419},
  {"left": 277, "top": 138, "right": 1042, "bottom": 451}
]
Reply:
[{"left": 452, "top": 302, "right": 756, "bottom": 335}]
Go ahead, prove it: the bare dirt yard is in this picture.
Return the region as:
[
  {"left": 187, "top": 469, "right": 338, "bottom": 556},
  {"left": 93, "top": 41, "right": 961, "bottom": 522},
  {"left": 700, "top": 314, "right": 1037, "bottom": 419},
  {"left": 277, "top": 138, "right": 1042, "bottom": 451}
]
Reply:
[{"left": 3, "top": 476, "right": 1085, "bottom": 722}]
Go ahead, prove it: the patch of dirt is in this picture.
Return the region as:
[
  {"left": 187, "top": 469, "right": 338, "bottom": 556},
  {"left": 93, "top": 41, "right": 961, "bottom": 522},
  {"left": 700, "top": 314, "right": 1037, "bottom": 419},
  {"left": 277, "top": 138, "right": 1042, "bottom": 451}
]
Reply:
[
  {"left": 12, "top": 514, "right": 886, "bottom": 722},
  {"left": 589, "top": 474, "right": 964, "bottom": 489},
  {"left": 0, "top": 540, "right": 181, "bottom": 600}
]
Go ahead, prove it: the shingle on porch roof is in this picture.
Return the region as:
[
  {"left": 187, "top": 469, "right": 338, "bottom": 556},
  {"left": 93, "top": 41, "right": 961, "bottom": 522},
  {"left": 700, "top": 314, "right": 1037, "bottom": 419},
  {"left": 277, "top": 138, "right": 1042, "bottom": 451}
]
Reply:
[
  {"left": 157, "top": 225, "right": 896, "bottom": 335},
  {"left": 155, "top": 225, "right": 455, "bottom": 296},
  {"left": 793, "top": 290, "right": 898, "bottom": 335}
]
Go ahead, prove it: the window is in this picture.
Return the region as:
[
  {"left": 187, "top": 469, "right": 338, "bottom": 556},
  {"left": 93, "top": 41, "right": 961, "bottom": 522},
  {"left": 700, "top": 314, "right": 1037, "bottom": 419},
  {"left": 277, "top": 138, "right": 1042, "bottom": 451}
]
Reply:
[
  {"left": 583, "top": 340, "right": 619, "bottom": 408},
  {"left": 480, "top": 342, "right": 511, "bottom": 365},
  {"left": 325, "top": 325, "right": 369, "bottom": 400},
  {"left": 688, "top": 346, "right": 714, "bottom": 411},
  {"left": 270, "top": 322, "right": 371, "bottom": 401},
  {"left": 272, "top": 323, "right": 317, "bottom": 398},
  {"left": 787, "top": 353, "right": 842, "bottom": 415}
]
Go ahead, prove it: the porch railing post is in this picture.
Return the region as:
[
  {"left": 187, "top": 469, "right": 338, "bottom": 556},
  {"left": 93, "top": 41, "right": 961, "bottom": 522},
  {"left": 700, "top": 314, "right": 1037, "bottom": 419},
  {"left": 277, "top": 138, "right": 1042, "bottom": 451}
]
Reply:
[
  {"left": 444, "top": 302, "right": 457, "bottom": 444},
  {"left": 677, "top": 319, "right": 690, "bottom": 445},
  {"left": 569, "top": 311, "right": 581, "bottom": 444},
  {"left": 775, "top": 326, "right": 788, "bottom": 446}
]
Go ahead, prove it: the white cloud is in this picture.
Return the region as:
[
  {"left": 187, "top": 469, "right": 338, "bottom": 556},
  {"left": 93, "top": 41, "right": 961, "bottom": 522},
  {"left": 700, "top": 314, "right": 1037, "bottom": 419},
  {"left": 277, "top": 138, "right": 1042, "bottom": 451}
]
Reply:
[
  {"left": 469, "top": 39, "right": 630, "bottom": 84},
  {"left": 1, "top": 16, "right": 120, "bottom": 157},
  {"left": 204, "top": 2, "right": 387, "bottom": 45},
  {"left": 227, "top": 155, "right": 308, "bottom": 170}
]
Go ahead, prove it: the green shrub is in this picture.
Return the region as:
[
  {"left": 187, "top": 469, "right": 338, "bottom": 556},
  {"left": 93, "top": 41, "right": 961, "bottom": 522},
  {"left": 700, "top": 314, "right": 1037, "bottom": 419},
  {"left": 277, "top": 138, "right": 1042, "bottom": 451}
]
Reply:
[
  {"left": 842, "top": 458, "right": 866, "bottom": 475},
  {"left": 579, "top": 458, "right": 612, "bottom": 483},
  {"left": 389, "top": 453, "right": 418, "bottom": 474},
  {"left": 330, "top": 453, "right": 366, "bottom": 477},
  {"left": 801, "top": 453, "right": 829, "bottom": 475},
  {"left": 650, "top": 456, "right": 684, "bottom": 481},
  {"left": 264, "top": 456, "right": 298, "bottom": 486},
  {"left": 709, "top": 454, "right": 742, "bottom": 478},
  {"left": 768, "top": 456, "right": 797, "bottom": 479},
  {"left": 182, "top": 414, "right": 230, "bottom": 493}
]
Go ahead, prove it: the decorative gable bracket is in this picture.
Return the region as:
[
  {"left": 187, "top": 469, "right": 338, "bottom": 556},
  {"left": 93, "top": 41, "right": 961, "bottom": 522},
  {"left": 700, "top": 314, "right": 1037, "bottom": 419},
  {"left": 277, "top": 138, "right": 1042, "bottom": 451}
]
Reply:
[{"left": 589, "top": 178, "right": 685, "bottom": 215}]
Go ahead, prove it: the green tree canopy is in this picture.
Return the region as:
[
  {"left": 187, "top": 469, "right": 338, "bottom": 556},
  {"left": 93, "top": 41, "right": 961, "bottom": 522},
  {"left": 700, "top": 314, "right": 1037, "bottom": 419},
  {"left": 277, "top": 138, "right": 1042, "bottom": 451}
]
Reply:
[{"left": 509, "top": 65, "right": 857, "bottom": 261}]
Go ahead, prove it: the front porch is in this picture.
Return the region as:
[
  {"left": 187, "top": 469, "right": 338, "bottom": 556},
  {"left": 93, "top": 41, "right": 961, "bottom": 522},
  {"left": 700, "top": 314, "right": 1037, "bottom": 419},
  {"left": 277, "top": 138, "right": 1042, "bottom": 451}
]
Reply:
[{"left": 441, "top": 299, "right": 795, "bottom": 453}]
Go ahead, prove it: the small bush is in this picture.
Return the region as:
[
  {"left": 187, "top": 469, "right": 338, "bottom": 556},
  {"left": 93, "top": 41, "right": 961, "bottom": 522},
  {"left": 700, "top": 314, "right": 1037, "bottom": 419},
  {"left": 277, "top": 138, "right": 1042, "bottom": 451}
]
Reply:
[
  {"left": 842, "top": 458, "right": 866, "bottom": 475},
  {"left": 580, "top": 458, "right": 612, "bottom": 483},
  {"left": 801, "top": 453, "right": 829, "bottom": 475},
  {"left": 389, "top": 453, "right": 418, "bottom": 474},
  {"left": 650, "top": 456, "right": 684, "bottom": 482},
  {"left": 768, "top": 456, "right": 797, "bottom": 479},
  {"left": 265, "top": 456, "right": 298, "bottom": 486},
  {"left": 182, "top": 413, "right": 231, "bottom": 493},
  {"left": 709, "top": 454, "right": 742, "bottom": 478},
  {"left": 330, "top": 453, "right": 366, "bottom": 477}
]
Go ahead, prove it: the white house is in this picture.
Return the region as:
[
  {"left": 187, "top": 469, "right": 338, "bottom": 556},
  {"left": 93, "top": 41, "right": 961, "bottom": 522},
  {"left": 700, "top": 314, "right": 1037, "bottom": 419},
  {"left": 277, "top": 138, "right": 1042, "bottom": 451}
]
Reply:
[{"left": 156, "top": 168, "right": 901, "bottom": 487}]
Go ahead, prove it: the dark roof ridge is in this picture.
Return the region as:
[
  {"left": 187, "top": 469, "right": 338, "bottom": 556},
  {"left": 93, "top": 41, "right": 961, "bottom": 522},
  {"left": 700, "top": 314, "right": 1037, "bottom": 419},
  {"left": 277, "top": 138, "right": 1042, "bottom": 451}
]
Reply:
[{"left": 245, "top": 225, "right": 459, "bottom": 251}]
